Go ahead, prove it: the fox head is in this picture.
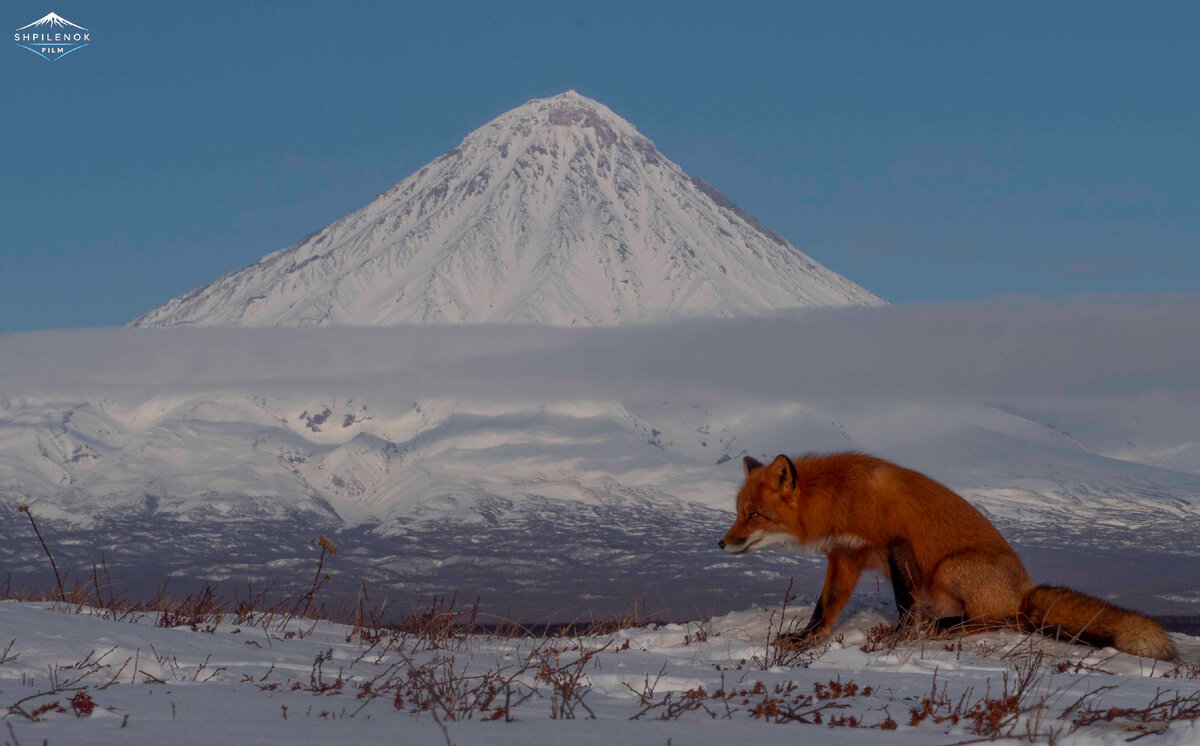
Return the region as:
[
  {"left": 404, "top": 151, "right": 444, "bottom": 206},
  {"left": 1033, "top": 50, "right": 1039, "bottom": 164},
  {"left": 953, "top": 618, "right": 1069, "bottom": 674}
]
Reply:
[{"left": 719, "top": 454, "right": 802, "bottom": 554}]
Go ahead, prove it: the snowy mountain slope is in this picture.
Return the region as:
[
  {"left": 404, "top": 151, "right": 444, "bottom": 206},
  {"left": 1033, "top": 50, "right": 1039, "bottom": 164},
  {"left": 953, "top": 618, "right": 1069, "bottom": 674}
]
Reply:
[
  {"left": 7, "top": 300, "right": 1200, "bottom": 618},
  {"left": 3, "top": 356, "right": 1200, "bottom": 617},
  {"left": 5, "top": 390, "right": 1196, "bottom": 536},
  {"left": 131, "top": 91, "right": 881, "bottom": 328}
]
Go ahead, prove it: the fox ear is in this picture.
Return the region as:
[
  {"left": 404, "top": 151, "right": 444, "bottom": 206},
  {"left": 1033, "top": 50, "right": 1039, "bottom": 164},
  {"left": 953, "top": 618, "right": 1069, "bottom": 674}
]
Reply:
[
  {"left": 769, "top": 454, "right": 797, "bottom": 492},
  {"left": 743, "top": 456, "right": 764, "bottom": 476}
]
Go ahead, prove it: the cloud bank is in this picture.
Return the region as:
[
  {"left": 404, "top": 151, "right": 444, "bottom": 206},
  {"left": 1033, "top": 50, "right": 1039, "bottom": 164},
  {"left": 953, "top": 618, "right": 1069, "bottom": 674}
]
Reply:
[{"left": 2, "top": 294, "right": 1197, "bottom": 406}]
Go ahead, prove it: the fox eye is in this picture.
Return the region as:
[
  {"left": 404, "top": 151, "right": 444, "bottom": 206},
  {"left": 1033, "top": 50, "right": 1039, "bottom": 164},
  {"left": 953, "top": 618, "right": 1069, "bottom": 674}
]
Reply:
[{"left": 747, "top": 511, "right": 761, "bottom": 520}]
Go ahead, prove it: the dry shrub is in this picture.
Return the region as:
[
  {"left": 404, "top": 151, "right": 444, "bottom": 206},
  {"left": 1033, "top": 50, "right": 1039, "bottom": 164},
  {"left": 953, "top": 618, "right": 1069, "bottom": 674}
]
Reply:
[{"left": 156, "top": 585, "right": 223, "bottom": 633}]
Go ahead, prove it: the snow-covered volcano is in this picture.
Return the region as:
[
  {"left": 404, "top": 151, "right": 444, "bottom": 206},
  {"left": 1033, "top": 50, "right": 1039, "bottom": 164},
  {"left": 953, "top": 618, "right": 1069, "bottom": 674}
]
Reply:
[{"left": 132, "top": 91, "right": 881, "bottom": 327}]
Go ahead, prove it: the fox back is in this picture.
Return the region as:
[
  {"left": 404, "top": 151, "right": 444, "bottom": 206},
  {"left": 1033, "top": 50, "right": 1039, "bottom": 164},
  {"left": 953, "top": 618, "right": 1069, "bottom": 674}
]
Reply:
[{"left": 721, "top": 452, "right": 1018, "bottom": 570}]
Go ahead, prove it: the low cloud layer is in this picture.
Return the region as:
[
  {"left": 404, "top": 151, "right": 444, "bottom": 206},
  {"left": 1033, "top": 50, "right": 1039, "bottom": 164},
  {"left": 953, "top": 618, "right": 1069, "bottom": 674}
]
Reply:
[{"left": 2, "top": 294, "right": 1197, "bottom": 407}]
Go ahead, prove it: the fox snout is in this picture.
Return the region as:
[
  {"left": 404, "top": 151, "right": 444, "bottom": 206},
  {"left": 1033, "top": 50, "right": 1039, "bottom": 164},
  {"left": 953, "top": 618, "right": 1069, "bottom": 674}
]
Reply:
[
  {"left": 721, "top": 516, "right": 756, "bottom": 553},
  {"left": 718, "top": 533, "right": 750, "bottom": 554},
  {"left": 722, "top": 523, "right": 797, "bottom": 555}
]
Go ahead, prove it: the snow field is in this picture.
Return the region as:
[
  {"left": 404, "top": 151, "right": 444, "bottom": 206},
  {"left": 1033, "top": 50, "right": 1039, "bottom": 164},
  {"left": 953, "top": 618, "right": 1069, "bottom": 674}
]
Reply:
[{"left": 2, "top": 600, "right": 1197, "bottom": 745}]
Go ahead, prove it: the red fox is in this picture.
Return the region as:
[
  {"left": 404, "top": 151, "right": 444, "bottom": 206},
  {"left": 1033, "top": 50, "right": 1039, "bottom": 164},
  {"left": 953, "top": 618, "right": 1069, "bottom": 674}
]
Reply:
[{"left": 719, "top": 452, "right": 1177, "bottom": 661}]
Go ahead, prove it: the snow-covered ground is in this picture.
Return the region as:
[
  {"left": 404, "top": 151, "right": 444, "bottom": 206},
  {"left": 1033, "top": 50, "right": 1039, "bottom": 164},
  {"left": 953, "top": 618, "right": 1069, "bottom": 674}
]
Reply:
[{"left": 1, "top": 599, "right": 1197, "bottom": 745}]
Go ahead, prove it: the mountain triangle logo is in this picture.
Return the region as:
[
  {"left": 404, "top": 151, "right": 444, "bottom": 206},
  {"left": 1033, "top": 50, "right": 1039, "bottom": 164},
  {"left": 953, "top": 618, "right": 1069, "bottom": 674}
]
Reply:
[{"left": 14, "top": 11, "right": 90, "bottom": 61}]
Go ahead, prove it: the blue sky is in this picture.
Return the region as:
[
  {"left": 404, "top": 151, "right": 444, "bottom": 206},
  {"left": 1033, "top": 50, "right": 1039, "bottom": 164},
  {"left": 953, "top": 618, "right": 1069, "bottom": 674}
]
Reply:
[{"left": 2, "top": 1, "right": 1197, "bottom": 332}]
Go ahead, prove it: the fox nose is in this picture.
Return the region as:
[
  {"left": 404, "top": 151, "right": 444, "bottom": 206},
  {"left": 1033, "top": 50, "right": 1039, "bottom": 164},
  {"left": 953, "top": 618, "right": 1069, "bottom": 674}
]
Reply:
[{"left": 717, "top": 539, "right": 726, "bottom": 550}]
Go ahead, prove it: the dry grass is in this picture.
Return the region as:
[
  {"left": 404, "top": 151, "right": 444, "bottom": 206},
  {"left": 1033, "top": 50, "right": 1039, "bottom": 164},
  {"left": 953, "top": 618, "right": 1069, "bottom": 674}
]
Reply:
[{"left": 4, "top": 577, "right": 1198, "bottom": 741}]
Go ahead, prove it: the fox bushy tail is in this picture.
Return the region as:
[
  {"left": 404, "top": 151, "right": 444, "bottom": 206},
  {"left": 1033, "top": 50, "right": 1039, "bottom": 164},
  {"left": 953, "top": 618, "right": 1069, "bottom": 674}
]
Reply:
[{"left": 1019, "top": 585, "right": 1177, "bottom": 661}]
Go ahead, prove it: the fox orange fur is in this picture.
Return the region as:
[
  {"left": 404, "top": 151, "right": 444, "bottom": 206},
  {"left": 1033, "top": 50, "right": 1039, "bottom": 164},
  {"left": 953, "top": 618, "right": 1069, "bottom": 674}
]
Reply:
[{"left": 720, "top": 452, "right": 1177, "bottom": 661}]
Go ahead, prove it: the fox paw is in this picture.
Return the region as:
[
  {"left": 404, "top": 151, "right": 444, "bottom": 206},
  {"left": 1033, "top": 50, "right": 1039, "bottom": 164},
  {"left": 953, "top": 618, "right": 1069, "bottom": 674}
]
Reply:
[{"left": 773, "top": 630, "right": 826, "bottom": 650}]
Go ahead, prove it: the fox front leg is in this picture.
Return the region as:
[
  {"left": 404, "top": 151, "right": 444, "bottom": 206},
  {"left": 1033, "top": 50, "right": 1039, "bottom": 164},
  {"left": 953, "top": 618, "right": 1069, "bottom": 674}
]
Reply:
[
  {"left": 887, "top": 538, "right": 921, "bottom": 627},
  {"left": 777, "top": 552, "right": 863, "bottom": 647}
]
